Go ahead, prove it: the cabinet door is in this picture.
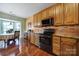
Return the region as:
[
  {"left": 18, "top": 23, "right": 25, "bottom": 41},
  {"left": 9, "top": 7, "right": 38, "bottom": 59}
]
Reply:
[
  {"left": 52, "top": 36, "right": 61, "bottom": 55},
  {"left": 34, "top": 34, "right": 40, "bottom": 47},
  {"left": 30, "top": 33, "right": 35, "bottom": 44},
  {"left": 26, "top": 16, "right": 33, "bottom": 30},
  {"left": 33, "top": 15, "right": 36, "bottom": 26},
  {"left": 37, "top": 13, "right": 42, "bottom": 26},
  {"left": 41, "top": 10, "right": 47, "bottom": 20},
  {"left": 77, "top": 40, "right": 79, "bottom": 55},
  {"left": 49, "top": 6, "right": 55, "bottom": 18},
  {"left": 64, "top": 3, "right": 78, "bottom": 25},
  {"left": 61, "top": 38, "right": 77, "bottom": 56},
  {"left": 46, "top": 8, "right": 50, "bottom": 18},
  {"left": 33, "top": 14, "right": 38, "bottom": 26},
  {"left": 54, "top": 4, "right": 64, "bottom": 26}
]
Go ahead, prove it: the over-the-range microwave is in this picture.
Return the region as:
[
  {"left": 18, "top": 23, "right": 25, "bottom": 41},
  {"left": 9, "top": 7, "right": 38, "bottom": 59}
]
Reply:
[{"left": 41, "top": 18, "right": 54, "bottom": 26}]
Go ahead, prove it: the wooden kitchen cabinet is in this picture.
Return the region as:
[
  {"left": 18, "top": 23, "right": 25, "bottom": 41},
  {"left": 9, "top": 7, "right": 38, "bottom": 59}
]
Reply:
[
  {"left": 52, "top": 36, "right": 61, "bottom": 55},
  {"left": 64, "top": 3, "right": 78, "bottom": 25},
  {"left": 41, "top": 9, "right": 47, "bottom": 20},
  {"left": 64, "top": 3, "right": 78, "bottom": 17},
  {"left": 54, "top": 4, "right": 64, "bottom": 26},
  {"left": 26, "top": 16, "right": 33, "bottom": 31},
  {"left": 64, "top": 15, "right": 78, "bottom": 25},
  {"left": 34, "top": 33, "right": 40, "bottom": 47},
  {"left": 61, "top": 37, "right": 77, "bottom": 56},
  {"left": 48, "top": 6, "right": 55, "bottom": 18},
  {"left": 33, "top": 12, "right": 42, "bottom": 27},
  {"left": 30, "top": 33, "right": 35, "bottom": 44},
  {"left": 45, "top": 8, "right": 50, "bottom": 18},
  {"left": 33, "top": 14, "right": 38, "bottom": 27},
  {"left": 37, "top": 13, "right": 42, "bottom": 26}
]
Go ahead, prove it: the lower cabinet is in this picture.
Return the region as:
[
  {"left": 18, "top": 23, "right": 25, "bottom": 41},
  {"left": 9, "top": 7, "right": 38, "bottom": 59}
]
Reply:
[
  {"left": 61, "top": 38, "right": 77, "bottom": 56},
  {"left": 30, "top": 33, "right": 35, "bottom": 44},
  {"left": 34, "top": 33, "right": 40, "bottom": 47},
  {"left": 52, "top": 36, "right": 78, "bottom": 56},
  {"left": 52, "top": 36, "right": 61, "bottom": 55},
  {"left": 30, "top": 33, "right": 78, "bottom": 56}
]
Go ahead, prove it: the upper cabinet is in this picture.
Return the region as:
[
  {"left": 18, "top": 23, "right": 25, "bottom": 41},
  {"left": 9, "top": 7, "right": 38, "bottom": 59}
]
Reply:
[
  {"left": 64, "top": 3, "right": 78, "bottom": 25},
  {"left": 54, "top": 4, "right": 64, "bottom": 26},
  {"left": 32, "top": 3, "right": 79, "bottom": 27},
  {"left": 33, "top": 12, "right": 42, "bottom": 27},
  {"left": 37, "top": 12, "right": 42, "bottom": 26},
  {"left": 41, "top": 9, "right": 47, "bottom": 20},
  {"left": 33, "top": 14, "right": 38, "bottom": 27},
  {"left": 26, "top": 16, "right": 33, "bottom": 31},
  {"left": 48, "top": 5, "right": 55, "bottom": 18}
]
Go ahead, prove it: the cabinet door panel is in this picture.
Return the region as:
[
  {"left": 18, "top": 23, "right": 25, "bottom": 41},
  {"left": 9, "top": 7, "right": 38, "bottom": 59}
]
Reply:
[
  {"left": 41, "top": 10, "right": 47, "bottom": 20},
  {"left": 34, "top": 34, "right": 40, "bottom": 47},
  {"left": 54, "top": 4, "right": 64, "bottom": 25},
  {"left": 30, "top": 33, "right": 35, "bottom": 44},
  {"left": 33, "top": 15, "right": 38, "bottom": 26},
  {"left": 53, "top": 46, "right": 60, "bottom": 55},
  {"left": 61, "top": 38, "right": 77, "bottom": 56},
  {"left": 64, "top": 15, "right": 78, "bottom": 25},
  {"left": 64, "top": 3, "right": 76, "bottom": 17},
  {"left": 37, "top": 13, "right": 42, "bottom": 26},
  {"left": 49, "top": 6, "right": 55, "bottom": 17},
  {"left": 64, "top": 3, "right": 78, "bottom": 25}
]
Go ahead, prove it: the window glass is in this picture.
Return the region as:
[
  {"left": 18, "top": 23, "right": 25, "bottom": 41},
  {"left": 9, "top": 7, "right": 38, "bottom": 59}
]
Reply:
[
  {"left": 3, "top": 21, "right": 14, "bottom": 34},
  {"left": 0, "top": 19, "right": 21, "bottom": 34},
  {"left": 14, "top": 22, "right": 20, "bottom": 31}
]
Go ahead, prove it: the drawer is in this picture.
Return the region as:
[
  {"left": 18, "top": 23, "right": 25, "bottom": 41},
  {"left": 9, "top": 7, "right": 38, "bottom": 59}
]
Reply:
[
  {"left": 53, "top": 44, "right": 60, "bottom": 47},
  {"left": 53, "top": 46, "right": 60, "bottom": 55},
  {"left": 61, "top": 38, "right": 76, "bottom": 46},
  {"left": 53, "top": 36, "right": 60, "bottom": 45},
  {"left": 53, "top": 39, "right": 60, "bottom": 44}
]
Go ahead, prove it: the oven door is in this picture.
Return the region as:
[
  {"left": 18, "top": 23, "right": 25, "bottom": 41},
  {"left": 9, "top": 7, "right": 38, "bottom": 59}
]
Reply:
[
  {"left": 39, "top": 37, "right": 52, "bottom": 45},
  {"left": 40, "top": 43, "right": 52, "bottom": 53}
]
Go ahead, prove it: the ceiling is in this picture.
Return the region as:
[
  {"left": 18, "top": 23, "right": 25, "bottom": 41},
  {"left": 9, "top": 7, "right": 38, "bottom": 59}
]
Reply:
[{"left": 0, "top": 3, "right": 55, "bottom": 18}]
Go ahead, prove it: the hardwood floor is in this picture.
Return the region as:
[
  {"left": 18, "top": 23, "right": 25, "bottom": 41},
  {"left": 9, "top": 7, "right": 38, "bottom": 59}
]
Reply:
[{"left": 0, "top": 39, "right": 52, "bottom": 56}]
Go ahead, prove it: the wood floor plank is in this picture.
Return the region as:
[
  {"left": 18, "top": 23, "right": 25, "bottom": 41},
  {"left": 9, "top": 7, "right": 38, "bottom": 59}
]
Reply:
[{"left": 0, "top": 39, "right": 52, "bottom": 56}]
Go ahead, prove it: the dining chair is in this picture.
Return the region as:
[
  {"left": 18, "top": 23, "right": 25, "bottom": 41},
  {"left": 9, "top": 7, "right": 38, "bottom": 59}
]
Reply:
[
  {"left": 7, "top": 31, "right": 20, "bottom": 46},
  {"left": 0, "top": 36, "right": 6, "bottom": 48},
  {"left": 0, "top": 36, "right": 3, "bottom": 48},
  {"left": 14, "top": 31, "right": 20, "bottom": 40}
]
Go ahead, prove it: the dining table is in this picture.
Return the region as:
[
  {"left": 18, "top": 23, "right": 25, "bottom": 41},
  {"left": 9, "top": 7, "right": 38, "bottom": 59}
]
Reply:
[{"left": 0, "top": 33, "right": 14, "bottom": 48}]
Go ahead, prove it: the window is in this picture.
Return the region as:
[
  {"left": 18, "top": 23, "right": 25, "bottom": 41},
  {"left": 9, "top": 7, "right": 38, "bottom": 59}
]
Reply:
[
  {"left": 14, "top": 22, "right": 20, "bottom": 31},
  {"left": 3, "top": 21, "right": 14, "bottom": 34},
  {"left": 0, "top": 18, "right": 21, "bottom": 34}
]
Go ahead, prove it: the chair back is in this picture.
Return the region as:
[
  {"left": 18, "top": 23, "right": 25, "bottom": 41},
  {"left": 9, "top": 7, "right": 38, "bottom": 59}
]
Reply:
[
  {"left": 14, "top": 31, "right": 20, "bottom": 39},
  {"left": 0, "top": 36, "right": 2, "bottom": 41}
]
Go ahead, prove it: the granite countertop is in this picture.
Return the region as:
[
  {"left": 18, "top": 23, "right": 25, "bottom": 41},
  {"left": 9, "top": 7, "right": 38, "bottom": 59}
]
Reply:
[
  {"left": 54, "top": 34, "right": 79, "bottom": 39},
  {"left": 53, "top": 26, "right": 79, "bottom": 39}
]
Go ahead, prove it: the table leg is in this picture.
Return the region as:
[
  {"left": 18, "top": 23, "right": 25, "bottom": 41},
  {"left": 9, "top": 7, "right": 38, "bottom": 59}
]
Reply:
[
  {"left": 18, "top": 39, "right": 19, "bottom": 45},
  {"left": 4, "top": 40, "right": 6, "bottom": 48},
  {"left": 4, "top": 40, "right": 7, "bottom": 48}
]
